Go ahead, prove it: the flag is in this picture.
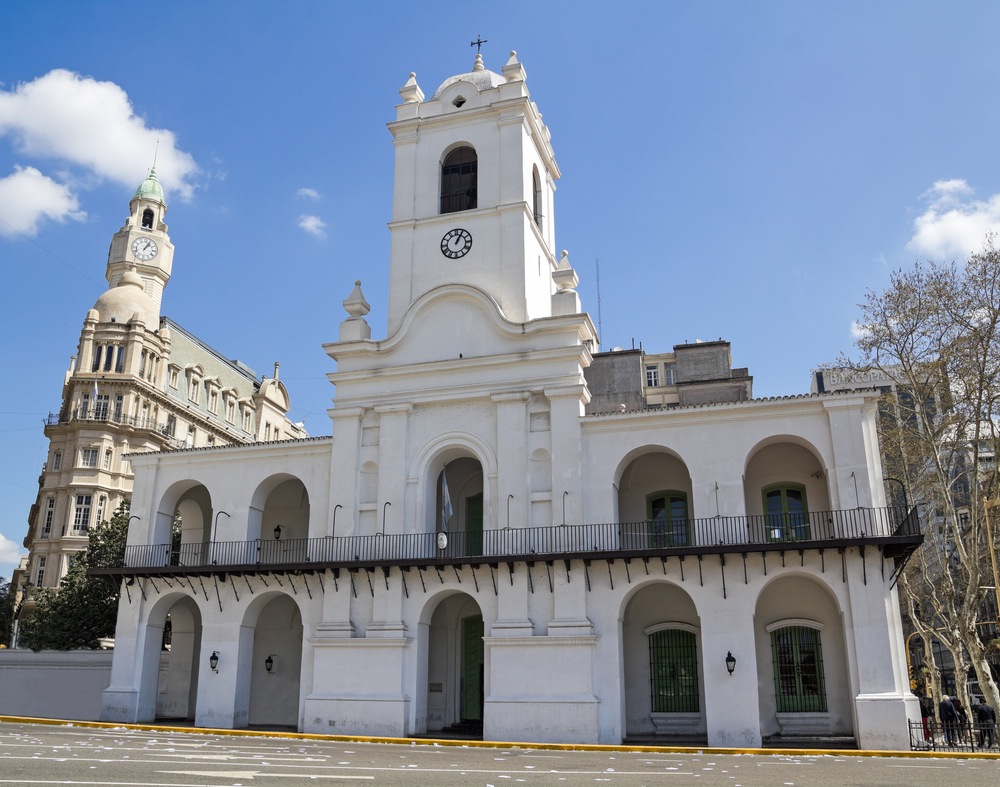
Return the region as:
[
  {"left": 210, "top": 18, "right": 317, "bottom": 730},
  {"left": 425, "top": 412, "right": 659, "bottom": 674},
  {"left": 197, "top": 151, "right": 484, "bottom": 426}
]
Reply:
[{"left": 439, "top": 468, "right": 453, "bottom": 534}]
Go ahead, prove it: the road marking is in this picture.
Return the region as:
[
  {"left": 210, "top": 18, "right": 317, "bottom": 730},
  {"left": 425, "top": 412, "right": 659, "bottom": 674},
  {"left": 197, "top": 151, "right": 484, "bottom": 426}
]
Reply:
[{"left": 162, "top": 771, "right": 373, "bottom": 780}]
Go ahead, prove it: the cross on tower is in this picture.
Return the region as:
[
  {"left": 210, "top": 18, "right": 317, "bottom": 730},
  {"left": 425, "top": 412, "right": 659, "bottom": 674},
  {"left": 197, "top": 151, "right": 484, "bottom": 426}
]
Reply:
[{"left": 470, "top": 35, "right": 488, "bottom": 53}]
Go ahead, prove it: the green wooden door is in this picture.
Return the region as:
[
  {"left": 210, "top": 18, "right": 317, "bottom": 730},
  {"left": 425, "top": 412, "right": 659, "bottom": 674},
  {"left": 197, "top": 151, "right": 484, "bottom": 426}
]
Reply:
[
  {"left": 461, "top": 616, "right": 484, "bottom": 721},
  {"left": 466, "top": 493, "right": 483, "bottom": 556}
]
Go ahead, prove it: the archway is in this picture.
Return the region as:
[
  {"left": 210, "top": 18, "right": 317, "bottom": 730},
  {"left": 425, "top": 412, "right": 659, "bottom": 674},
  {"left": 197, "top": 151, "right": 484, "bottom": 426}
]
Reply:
[
  {"left": 155, "top": 596, "right": 203, "bottom": 721},
  {"left": 616, "top": 449, "right": 693, "bottom": 548},
  {"left": 744, "top": 439, "right": 829, "bottom": 543},
  {"left": 244, "top": 593, "right": 303, "bottom": 729},
  {"left": 620, "top": 582, "right": 704, "bottom": 740},
  {"left": 249, "top": 476, "right": 311, "bottom": 564},
  {"left": 419, "top": 591, "right": 485, "bottom": 734},
  {"left": 753, "top": 575, "right": 852, "bottom": 739}
]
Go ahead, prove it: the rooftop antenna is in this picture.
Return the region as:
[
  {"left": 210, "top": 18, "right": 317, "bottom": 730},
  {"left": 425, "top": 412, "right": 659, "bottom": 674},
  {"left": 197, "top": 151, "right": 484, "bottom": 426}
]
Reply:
[
  {"left": 152, "top": 139, "right": 159, "bottom": 170},
  {"left": 596, "top": 258, "right": 603, "bottom": 346}
]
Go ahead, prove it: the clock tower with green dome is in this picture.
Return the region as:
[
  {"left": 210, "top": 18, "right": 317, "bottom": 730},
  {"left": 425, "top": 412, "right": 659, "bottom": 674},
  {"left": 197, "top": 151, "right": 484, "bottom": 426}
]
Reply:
[{"left": 105, "top": 167, "right": 175, "bottom": 312}]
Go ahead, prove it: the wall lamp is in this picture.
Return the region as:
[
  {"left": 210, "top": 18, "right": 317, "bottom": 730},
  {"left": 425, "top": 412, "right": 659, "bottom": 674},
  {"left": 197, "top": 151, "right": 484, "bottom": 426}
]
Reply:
[
  {"left": 273, "top": 524, "right": 283, "bottom": 541},
  {"left": 725, "top": 651, "right": 736, "bottom": 676},
  {"left": 265, "top": 654, "right": 275, "bottom": 674},
  {"left": 209, "top": 651, "right": 219, "bottom": 673}
]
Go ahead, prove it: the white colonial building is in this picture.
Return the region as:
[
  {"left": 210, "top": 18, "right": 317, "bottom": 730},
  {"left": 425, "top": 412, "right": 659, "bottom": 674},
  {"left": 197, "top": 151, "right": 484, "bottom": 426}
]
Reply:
[{"left": 98, "top": 52, "right": 921, "bottom": 749}]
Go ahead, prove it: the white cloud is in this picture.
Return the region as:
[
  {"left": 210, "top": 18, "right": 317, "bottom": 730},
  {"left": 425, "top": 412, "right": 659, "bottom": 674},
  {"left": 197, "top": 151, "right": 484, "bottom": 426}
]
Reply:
[
  {"left": 0, "top": 165, "right": 86, "bottom": 237},
  {"left": 850, "top": 320, "right": 868, "bottom": 340},
  {"left": 297, "top": 187, "right": 321, "bottom": 201},
  {"left": 906, "top": 179, "right": 1000, "bottom": 260},
  {"left": 0, "top": 69, "right": 198, "bottom": 200},
  {"left": 0, "top": 532, "right": 25, "bottom": 574},
  {"left": 298, "top": 214, "right": 327, "bottom": 238}
]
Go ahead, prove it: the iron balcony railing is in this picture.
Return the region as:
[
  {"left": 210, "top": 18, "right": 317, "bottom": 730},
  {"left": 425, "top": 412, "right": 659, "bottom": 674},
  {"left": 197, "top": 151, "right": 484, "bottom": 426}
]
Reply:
[
  {"left": 46, "top": 407, "right": 169, "bottom": 433},
  {"left": 105, "top": 506, "right": 920, "bottom": 571}
]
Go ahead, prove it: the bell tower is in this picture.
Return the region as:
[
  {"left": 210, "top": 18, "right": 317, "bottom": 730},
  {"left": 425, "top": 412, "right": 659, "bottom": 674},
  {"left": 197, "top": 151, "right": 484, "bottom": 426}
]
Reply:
[
  {"left": 105, "top": 168, "right": 175, "bottom": 310},
  {"left": 385, "top": 51, "right": 562, "bottom": 334}
]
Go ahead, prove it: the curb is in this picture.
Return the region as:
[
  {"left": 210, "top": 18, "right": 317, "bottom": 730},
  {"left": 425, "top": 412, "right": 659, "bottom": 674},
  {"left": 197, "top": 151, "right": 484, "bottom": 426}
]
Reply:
[{"left": 2, "top": 715, "right": 999, "bottom": 759}]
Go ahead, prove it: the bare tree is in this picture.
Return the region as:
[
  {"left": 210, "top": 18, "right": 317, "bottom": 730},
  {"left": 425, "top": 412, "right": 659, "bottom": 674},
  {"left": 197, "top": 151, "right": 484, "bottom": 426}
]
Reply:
[{"left": 850, "top": 236, "right": 1000, "bottom": 713}]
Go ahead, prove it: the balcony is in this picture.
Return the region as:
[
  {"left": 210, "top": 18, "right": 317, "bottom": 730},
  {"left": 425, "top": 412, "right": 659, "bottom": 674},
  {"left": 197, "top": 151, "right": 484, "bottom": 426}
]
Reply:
[{"left": 90, "top": 506, "right": 921, "bottom": 580}]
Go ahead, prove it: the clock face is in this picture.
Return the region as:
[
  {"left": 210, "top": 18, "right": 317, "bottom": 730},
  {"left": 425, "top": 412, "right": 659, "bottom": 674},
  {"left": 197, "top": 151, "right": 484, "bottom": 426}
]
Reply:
[
  {"left": 441, "top": 228, "right": 473, "bottom": 259},
  {"left": 131, "top": 237, "right": 158, "bottom": 261}
]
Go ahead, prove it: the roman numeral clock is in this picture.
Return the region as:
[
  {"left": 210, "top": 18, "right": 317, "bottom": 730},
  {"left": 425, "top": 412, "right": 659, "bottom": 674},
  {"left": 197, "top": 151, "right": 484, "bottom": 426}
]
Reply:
[{"left": 441, "top": 228, "right": 473, "bottom": 259}]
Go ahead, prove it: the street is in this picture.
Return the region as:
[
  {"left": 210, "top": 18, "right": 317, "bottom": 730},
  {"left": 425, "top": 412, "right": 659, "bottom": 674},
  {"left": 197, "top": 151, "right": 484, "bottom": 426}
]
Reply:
[{"left": 0, "top": 721, "right": 999, "bottom": 786}]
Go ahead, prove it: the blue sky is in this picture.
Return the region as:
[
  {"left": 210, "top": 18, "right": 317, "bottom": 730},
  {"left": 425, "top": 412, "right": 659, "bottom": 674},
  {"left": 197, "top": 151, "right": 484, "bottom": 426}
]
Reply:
[{"left": 2, "top": 1, "right": 999, "bottom": 580}]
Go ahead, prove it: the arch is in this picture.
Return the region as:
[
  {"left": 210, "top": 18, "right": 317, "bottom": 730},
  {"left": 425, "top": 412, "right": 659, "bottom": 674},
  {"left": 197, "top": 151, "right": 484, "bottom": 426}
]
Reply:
[
  {"left": 440, "top": 145, "right": 477, "bottom": 214},
  {"left": 743, "top": 438, "right": 830, "bottom": 541},
  {"left": 615, "top": 447, "right": 693, "bottom": 548},
  {"left": 248, "top": 474, "right": 311, "bottom": 564},
  {"left": 415, "top": 590, "right": 485, "bottom": 735},
  {"left": 141, "top": 208, "right": 155, "bottom": 229},
  {"left": 240, "top": 592, "right": 304, "bottom": 729},
  {"left": 132, "top": 592, "right": 203, "bottom": 723},
  {"left": 753, "top": 574, "right": 852, "bottom": 738},
  {"left": 620, "top": 581, "right": 704, "bottom": 739},
  {"left": 413, "top": 432, "right": 496, "bottom": 554},
  {"left": 154, "top": 481, "right": 212, "bottom": 564}
]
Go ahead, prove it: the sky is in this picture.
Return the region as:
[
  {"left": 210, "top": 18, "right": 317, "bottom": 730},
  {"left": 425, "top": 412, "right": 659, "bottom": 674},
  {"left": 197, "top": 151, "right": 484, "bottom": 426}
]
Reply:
[{"left": 1, "top": 0, "right": 999, "bottom": 581}]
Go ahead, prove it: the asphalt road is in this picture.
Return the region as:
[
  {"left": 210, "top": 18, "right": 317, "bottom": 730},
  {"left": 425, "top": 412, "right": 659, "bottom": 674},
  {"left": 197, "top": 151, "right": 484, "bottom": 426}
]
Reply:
[{"left": 1, "top": 721, "right": 999, "bottom": 786}]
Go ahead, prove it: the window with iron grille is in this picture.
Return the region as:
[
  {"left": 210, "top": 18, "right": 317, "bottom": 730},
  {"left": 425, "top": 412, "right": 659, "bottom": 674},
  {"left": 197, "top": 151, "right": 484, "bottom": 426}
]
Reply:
[
  {"left": 770, "top": 625, "right": 827, "bottom": 712},
  {"left": 649, "top": 628, "right": 699, "bottom": 712}
]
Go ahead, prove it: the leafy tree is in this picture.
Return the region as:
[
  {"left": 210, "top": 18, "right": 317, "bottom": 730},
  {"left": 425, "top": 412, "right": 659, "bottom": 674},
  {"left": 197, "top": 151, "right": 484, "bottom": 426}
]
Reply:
[
  {"left": 849, "top": 237, "right": 1000, "bottom": 712},
  {"left": 18, "top": 501, "right": 129, "bottom": 650},
  {"left": 0, "top": 577, "right": 14, "bottom": 647}
]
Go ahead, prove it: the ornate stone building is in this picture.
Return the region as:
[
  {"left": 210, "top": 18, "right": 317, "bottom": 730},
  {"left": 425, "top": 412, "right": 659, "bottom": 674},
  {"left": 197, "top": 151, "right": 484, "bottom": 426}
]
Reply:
[{"left": 20, "top": 171, "right": 306, "bottom": 607}]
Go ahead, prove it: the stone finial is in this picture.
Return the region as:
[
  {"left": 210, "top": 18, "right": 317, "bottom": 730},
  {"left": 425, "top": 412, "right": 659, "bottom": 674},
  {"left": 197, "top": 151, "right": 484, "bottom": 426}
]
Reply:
[
  {"left": 472, "top": 53, "right": 485, "bottom": 72},
  {"left": 399, "top": 72, "right": 424, "bottom": 103},
  {"left": 503, "top": 50, "right": 527, "bottom": 82},
  {"left": 552, "top": 250, "right": 579, "bottom": 293},
  {"left": 343, "top": 280, "right": 371, "bottom": 318}
]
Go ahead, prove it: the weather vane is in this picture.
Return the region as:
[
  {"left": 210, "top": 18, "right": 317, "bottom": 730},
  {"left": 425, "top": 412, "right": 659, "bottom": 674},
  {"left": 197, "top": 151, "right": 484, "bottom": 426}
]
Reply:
[{"left": 470, "top": 35, "right": 487, "bottom": 54}]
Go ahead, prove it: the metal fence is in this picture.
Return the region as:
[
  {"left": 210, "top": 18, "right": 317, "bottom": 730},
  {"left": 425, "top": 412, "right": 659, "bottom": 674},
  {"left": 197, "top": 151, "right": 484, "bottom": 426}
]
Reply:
[
  {"left": 908, "top": 719, "right": 999, "bottom": 752},
  {"left": 109, "top": 506, "right": 919, "bottom": 571}
]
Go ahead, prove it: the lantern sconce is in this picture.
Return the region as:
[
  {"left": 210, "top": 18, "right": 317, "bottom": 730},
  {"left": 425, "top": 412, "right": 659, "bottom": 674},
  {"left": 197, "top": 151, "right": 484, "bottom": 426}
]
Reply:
[
  {"left": 209, "top": 651, "right": 220, "bottom": 673},
  {"left": 725, "top": 651, "right": 736, "bottom": 676},
  {"left": 265, "top": 654, "right": 275, "bottom": 674},
  {"left": 273, "top": 524, "right": 283, "bottom": 541}
]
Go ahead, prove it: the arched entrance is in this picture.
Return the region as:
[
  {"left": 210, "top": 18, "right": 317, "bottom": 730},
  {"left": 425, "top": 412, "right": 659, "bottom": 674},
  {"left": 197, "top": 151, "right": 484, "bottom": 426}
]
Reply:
[
  {"left": 621, "top": 582, "right": 705, "bottom": 741},
  {"left": 156, "top": 596, "right": 203, "bottom": 721},
  {"left": 420, "top": 591, "right": 485, "bottom": 735},
  {"left": 243, "top": 593, "right": 303, "bottom": 729},
  {"left": 753, "top": 575, "right": 852, "bottom": 739}
]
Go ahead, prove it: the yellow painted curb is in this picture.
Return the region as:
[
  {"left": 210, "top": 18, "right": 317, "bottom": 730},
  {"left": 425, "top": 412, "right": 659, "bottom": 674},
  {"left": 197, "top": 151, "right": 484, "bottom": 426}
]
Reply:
[{"left": 2, "top": 715, "right": 999, "bottom": 759}]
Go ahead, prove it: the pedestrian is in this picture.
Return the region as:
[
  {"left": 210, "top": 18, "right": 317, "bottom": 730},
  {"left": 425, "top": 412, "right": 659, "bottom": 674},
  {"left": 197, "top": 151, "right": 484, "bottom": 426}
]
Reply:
[
  {"left": 953, "top": 697, "right": 969, "bottom": 743},
  {"left": 974, "top": 697, "right": 996, "bottom": 748},
  {"left": 920, "top": 695, "right": 933, "bottom": 741},
  {"left": 939, "top": 695, "right": 959, "bottom": 745}
]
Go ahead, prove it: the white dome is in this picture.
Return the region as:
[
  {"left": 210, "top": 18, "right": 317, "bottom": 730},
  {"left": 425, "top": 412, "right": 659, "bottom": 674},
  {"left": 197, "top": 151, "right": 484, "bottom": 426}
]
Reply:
[
  {"left": 93, "top": 272, "right": 157, "bottom": 325},
  {"left": 431, "top": 54, "right": 505, "bottom": 99}
]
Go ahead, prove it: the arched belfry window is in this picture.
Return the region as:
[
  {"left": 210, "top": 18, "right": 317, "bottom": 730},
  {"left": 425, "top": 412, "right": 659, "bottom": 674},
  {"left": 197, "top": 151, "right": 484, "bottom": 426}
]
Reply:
[
  {"left": 441, "top": 146, "right": 477, "bottom": 214},
  {"left": 532, "top": 167, "right": 543, "bottom": 228},
  {"left": 141, "top": 208, "right": 155, "bottom": 229}
]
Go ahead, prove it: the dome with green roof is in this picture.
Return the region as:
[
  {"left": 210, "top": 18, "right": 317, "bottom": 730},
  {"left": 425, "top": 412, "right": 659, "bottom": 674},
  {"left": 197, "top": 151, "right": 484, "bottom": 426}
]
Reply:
[{"left": 133, "top": 167, "right": 165, "bottom": 203}]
